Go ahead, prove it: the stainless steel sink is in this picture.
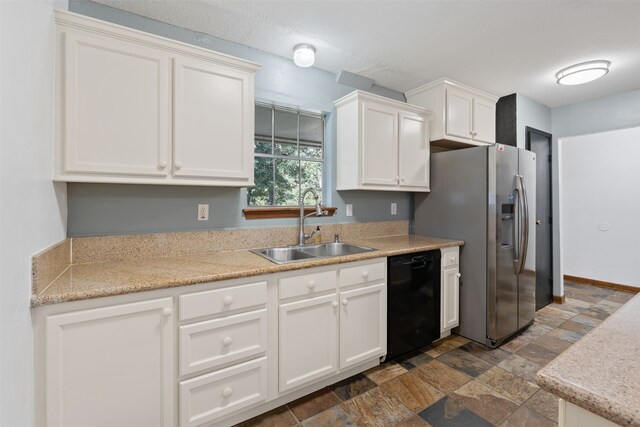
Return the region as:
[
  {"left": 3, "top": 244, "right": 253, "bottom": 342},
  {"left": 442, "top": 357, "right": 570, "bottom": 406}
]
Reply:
[
  {"left": 253, "top": 247, "right": 316, "bottom": 264},
  {"left": 298, "top": 242, "right": 376, "bottom": 258},
  {"left": 251, "top": 242, "right": 376, "bottom": 264}
]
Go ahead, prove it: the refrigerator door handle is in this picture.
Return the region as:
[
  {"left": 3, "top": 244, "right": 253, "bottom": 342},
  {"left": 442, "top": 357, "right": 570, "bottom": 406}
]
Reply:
[
  {"left": 516, "top": 174, "right": 529, "bottom": 275},
  {"left": 513, "top": 186, "right": 520, "bottom": 270}
]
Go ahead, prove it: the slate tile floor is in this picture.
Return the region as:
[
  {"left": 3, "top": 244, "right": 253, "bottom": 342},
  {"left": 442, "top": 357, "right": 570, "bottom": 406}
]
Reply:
[{"left": 237, "top": 283, "right": 634, "bottom": 427}]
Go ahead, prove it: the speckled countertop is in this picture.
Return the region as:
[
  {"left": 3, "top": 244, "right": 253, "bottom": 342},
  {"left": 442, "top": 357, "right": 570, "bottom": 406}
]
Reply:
[
  {"left": 31, "top": 235, "right": 462, "bottom": 307},
  {"left": 537, "top": 292, "right": 640, "bottom": 426}
]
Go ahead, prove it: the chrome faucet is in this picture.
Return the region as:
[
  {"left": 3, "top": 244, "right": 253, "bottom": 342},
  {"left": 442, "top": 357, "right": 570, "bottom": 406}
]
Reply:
[{"left": 298, "top": 188, "right": 326, "bottom": 246}]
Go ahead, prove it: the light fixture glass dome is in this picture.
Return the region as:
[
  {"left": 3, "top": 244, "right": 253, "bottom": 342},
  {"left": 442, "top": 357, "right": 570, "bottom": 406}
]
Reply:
[
  {"left": 556, "top": 60, "right": 610, "bottom": 85},
  {"left": 293, "top": 44, "right": 315, "bottom": 68}
]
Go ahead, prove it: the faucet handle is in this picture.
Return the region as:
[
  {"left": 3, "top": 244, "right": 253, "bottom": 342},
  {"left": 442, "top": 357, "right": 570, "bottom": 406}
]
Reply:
[{"left": 334, "top": 233, "right": 340, "bottom": 243}]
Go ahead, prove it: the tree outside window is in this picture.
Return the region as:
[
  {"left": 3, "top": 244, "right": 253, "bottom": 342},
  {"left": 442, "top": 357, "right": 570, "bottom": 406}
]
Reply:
[{"left": 248, "top": 104, "right": 324, "bottom": 206}]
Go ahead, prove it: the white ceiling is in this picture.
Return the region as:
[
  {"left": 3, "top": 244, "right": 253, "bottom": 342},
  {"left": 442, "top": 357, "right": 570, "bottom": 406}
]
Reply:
[{"left": 93, "top": 0, "right": 640, "bottom": 108}]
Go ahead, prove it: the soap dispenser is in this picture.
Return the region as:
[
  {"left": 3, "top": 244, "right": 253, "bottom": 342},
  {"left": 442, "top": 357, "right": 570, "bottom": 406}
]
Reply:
[{"left": 314, "top": 226, "right": 322, "bottom": 244}]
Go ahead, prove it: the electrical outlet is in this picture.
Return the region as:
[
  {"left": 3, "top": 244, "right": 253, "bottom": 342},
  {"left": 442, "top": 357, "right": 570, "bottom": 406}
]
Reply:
[
  {"left": 346, "top": 204, "right": 353, "bottom": 217},
  {"left": 197, "top": 204, "right": 209, "bottom": 221},
  {"left": 391, "top": 203, "right": 397, "bottom": 215}
]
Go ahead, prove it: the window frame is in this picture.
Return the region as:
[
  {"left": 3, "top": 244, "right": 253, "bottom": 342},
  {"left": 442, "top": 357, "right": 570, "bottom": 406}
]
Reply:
[{"left": 248, "top": 102, "right": 326, "bottom": 208}]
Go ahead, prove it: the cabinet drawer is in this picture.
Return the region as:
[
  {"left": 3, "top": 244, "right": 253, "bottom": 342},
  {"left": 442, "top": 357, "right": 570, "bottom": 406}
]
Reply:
[
  {"left": 179, "top": 281, "right": 266, "bottom": 321},
  {"left": 441, "top": 248, "right": 459, "bottom": 267},
  {"left": 179, "top": 357, "right": 267, "bottom": 427},
  {"left": 179, "top": 309, "right": 267, "bottom": 376},
  {"left": 279, "top": 270, "right": 336, "bottom": 300},
  {"left": 339, "top": 260, "right": 386, "bottom": 287}
]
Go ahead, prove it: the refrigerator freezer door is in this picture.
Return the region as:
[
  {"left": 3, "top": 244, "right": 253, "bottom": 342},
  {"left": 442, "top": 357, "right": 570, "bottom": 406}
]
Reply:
[
  {"left": 487, "top": 145, "right": 520, "bottom": 343},
  {"left": 517, "top": 149, "right": 537, "bottom": 330}
]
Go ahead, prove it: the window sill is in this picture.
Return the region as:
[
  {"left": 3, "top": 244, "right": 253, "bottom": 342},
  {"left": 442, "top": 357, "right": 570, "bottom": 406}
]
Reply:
[{"left": 243, "top": 207, "right": 337, "bottom": 220}]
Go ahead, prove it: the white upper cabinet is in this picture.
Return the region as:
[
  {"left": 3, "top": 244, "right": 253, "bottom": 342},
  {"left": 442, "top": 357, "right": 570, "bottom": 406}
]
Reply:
[
  {"left": 173, "top": 56, "right": 254, "bottom": 184},
  {"left": 54, "top": 11, "right": 259, "bottom": 186},
  {"left": 335, "top": 91, "right": 431, "bottom": 192},
  {"left": 406, "top": 78, "right": 497, "bottom": 149}
]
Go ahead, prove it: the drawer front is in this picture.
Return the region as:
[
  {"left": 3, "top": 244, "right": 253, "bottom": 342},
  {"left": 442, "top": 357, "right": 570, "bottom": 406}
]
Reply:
[
  {"left": 339, "top": 260, "right": 386, "bottom": 288},
  {"left": 179, "top": 357, "right": 267, "bottom": 427},
  {"left": 279, "top": 270, "right": 336, "bottom": 300},
  {"left": 179, "top": 281, "right": 266, "bottom": 321},
  {"left": 179, "top": 309, "right": 267, "bottom": 376},
  {"left": 441, "top": 247, "right": 459, "bottom": 267}
]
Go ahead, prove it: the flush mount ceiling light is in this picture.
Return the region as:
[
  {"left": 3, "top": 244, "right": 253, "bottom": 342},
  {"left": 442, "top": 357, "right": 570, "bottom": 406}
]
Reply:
[
  {"left": 556, "top": 60, "right": 610, "bottom": 85},
  {"left": 293, "top": 44, "right": 315, "bottom": 68}
]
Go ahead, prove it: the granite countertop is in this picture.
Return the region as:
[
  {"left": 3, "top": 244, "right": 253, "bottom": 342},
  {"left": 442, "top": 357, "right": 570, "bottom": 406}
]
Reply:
[
  {"left": 31, "top": 234, "right": 462, "bottom": 307},
  {"left": 536, "top": 292, "right": 640, "bottom": 426}
]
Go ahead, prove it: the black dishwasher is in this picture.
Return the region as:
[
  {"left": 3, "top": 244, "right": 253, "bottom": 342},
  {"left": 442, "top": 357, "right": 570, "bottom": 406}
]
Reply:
[{"left": 387, "top": 250, "right": 441, "bottom": 360}]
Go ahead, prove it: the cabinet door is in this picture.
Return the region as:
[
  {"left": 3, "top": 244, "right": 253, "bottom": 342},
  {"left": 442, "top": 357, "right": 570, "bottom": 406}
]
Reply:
[
  {"left": 472, "top": 95, "right": 496, "bottom": 144},
  {"left": 61, "top": 30, "right": 170, "bottom": 177},
  {"left": 398, "top": 112, "right": 430, "bottom": 190},
  {"left": 46, "top": 298, "right": 174, "bottom": 427},
  {"left": 445, "top": 87, "right": 473, "bottom": 141},
  {"left": 339, "top": 283, "right": 387, "bottom": 369},
  {"left": 173, "top": 56, "right": 254, "bottom": 184},
  {"left": 279, "top": 294, "right": 338, "bottom": 392},
  {"left": 441, "top": 266, "right": 460, "bottom": 331},
  {"left": 360, "top": 101, "right": 398, "bottom": 187}
]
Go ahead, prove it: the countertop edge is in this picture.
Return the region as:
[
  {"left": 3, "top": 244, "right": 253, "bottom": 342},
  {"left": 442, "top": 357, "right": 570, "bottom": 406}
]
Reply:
[
  {"left": 31, "top": 238, "right": 464, "bottom": 308},
  {"left": 536, "top": 370, "right": 634, "bottom": 426},
  {"left": 535, "top": 292, "right": 640, "bottom": 427}
]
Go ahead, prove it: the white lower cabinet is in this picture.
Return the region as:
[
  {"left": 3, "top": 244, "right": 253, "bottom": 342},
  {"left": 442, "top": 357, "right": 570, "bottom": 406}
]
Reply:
[
  {"left": 278, "top": 293, "right": 339, "bottom": 392},
  {"left": 441, "top": 247, "right": 461, "bottom": 333},
  {"left": 339, "top": 283, "right": 386, "bottom": 369},
  {"left": 559, "top": 399, "right": 618, "bottom": 427},
  {"left": 45, "top": 298, "right": 174, "bottom": 427},
  {"left": 39, "top": 259, "right": 389, "bottom": 427},
  {"left": 179, "top": 357, "right": 268, "bottom": 427}
]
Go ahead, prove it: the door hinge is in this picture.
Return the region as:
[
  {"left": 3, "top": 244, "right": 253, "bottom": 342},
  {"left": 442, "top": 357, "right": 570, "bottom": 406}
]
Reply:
[
  {"left": 549, "top": 216, "right": 553, "bottom": 224},
  {"left": 548, "top": 154, "right": 552, "bottom": 162}
]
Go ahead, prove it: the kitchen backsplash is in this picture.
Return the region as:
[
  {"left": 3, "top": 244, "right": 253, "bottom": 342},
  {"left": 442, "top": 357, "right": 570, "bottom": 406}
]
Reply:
[{"left": 32, "top": 220, "right": 409, "bottom": 293}]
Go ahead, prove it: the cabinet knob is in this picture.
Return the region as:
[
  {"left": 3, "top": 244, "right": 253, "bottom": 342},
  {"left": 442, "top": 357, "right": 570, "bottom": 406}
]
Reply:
[
  {"left": 162, "top": 307, "right": 172, "bottom": 317},
  {"left": 159, "top": 161, "right": 167, "bottom": 168},
  {"left": 175, "top": 161, "right": 182, "bottom": 169},
  {"left": 456, "top": 273, "right": 462, "bottom": 278},
  {"left": 400, "top": 178, "right": 405, "bottom": 182},
  {"left": 361, "top": 271, "right": 369, "bottom": 279},
  {"left": 342, "top": 299, "right": 348, "bottom": 306},
  {"left": 222, "top": 336, "right": 233, "bottom": 346},
  {"left": 332, "top": 301, "right": 338, "bottom": 308},
  {"left": 450, "top": 256, "right": 456, "bottom": 262},
  {"left": 223, "top": 296, "right": 234, "bottom": 306},
  {"left": 307, "top": 280, "right": 316, "bottom": 289},
  {"left": 222, "top": 387, "right": 233, "bottom": 398}
]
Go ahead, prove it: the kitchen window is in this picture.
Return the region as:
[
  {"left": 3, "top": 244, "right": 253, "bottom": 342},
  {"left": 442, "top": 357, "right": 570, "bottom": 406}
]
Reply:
[{"left": 247, "top": 104, "right": 325, "bottom": 207}]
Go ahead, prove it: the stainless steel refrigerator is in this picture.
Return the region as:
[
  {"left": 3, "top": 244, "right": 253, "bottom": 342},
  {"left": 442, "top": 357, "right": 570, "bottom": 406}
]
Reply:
[{"left": 414, "top": 145, "right": 536, "bottom": 347}]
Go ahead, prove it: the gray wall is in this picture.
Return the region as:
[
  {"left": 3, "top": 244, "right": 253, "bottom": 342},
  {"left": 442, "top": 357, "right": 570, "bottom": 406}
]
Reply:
[
  {"left": 516, "top": 94, "right": 552, "bottom": 148},
  {"left": 552, "top": 89, "right": 640, "bottom": 138},
  {"left": 67, "top": 0, "right": 410, "bottom": 236}
]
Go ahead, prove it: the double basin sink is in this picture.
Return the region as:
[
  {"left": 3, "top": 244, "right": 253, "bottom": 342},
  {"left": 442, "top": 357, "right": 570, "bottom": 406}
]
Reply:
[{"left": 251, "top": 242, "right": 377, "bottom": 264}]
